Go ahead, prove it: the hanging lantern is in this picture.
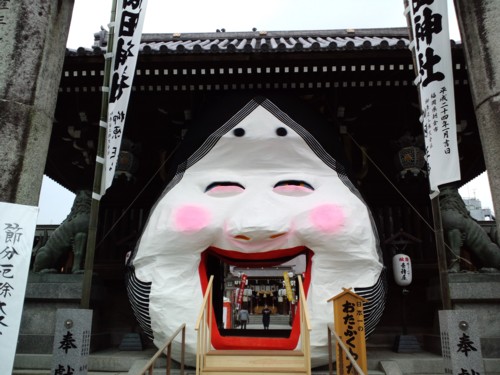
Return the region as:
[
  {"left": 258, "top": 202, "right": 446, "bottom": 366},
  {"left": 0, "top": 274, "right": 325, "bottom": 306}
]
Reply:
[
  {"left": 392, "top": 254, "right": 412, "bottom": 286},
  {"left": 395, "top": 146, "right": 426, "bottom": 178},
  {"left": 114, "top": 138, "right": 140, "bottom": 182}
]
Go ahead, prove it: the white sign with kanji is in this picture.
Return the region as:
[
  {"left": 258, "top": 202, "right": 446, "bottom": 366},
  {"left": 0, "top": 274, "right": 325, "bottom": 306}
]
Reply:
[
  {"left": 103, "top": 0, "right": 148, "bottom": 195},
  {"left": 0, "top": 202, "right": 38, "bottom": 375},
  {"left": 407, "top": 0, "right": 461, "bottom": 191}
]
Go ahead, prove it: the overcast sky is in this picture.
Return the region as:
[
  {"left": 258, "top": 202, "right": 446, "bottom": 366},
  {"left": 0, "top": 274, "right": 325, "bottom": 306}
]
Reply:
[
  {"left": 39, "top": 0, "right": 490, "bottom": 224},
  {"left": 66, "top": 0, "right": 461, "bottom": 48}
]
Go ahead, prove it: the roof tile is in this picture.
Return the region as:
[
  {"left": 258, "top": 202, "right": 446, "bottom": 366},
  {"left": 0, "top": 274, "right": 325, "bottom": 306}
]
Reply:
[{"left": 70, "top": 27, "right": 462, "bottom": 56}]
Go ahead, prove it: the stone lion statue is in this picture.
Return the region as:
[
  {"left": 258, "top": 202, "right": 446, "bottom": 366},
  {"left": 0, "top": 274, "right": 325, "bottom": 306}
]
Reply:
[
  {"left": 33, "top": 190, "right": 91, "bottom": 273},
  {"left": 439, "top": 184, "right": 500, "bottom": 272}
]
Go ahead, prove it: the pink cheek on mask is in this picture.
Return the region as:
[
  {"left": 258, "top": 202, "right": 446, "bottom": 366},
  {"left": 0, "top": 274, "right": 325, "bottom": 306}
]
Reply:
[
  {"left": 310, "top": 204, "right": 344, "bottom": 233},
  {"left": 174, "top": 205, "right": 211, "bottom": 232}
]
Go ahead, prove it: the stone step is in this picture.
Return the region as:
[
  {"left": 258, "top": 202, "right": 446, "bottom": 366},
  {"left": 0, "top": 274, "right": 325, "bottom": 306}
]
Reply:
[
  {"left": 247, "top": 314, "right": 290, "bottom": 325},
  {"left": 204, "top": 349, "right": 306, "bottom": 369},
  {"left": 13, "top": 348, "right": 500, "bottom": 375}
]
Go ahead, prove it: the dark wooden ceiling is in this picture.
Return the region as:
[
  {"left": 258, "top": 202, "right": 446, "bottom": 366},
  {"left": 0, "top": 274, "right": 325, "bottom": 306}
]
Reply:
[{"left": 46, "top": 28, "right": 483, "bottom": 213}]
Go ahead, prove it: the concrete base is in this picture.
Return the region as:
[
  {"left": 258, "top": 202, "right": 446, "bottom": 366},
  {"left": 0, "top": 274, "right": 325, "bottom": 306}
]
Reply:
[
  {"left": 17, "top": 273, "right": 109, "bottom": 354},
  {"left": 427, "top": 271, "right": 500, "bottom": 358}
]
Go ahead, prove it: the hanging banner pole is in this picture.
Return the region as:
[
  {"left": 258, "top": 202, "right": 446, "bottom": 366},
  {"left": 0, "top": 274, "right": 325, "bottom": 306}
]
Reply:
[
  {"left": 405, "top": 0, "right": 461, "bottom": 192},
  {"left": 403, "top": 0, "right": 452, "bottom": 310},
  {"left": 103, "top": 0, "right": 149, "bottom": 193},
  {"left": 81, "top": 0, "right": 149, "bottom": 308},
  {"left": 81, "top": 0, "right": 118, "bottom": 309}
]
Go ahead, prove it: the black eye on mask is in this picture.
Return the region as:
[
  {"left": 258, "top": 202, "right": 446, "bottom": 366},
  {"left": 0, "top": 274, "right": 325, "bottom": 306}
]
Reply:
[
  {"left": 273, "top": 180, "right": 314, "bottom": 191},
  {"left": 205, "top": 182, "right": 245, "bottom": 192}
]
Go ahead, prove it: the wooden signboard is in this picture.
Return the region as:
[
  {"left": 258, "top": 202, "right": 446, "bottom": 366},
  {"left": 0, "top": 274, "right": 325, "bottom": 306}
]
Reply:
[{"left": 327, "top": 288, "right": 368, "bottom": 375}]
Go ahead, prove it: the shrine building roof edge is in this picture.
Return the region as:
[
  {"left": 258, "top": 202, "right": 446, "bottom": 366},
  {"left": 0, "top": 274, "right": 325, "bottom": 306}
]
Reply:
[{"left": 66, "top": 27, "right": 461, "bottom": 57}]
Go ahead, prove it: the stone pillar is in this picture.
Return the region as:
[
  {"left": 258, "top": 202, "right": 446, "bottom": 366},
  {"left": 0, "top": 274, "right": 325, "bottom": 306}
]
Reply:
[
  {"left": 439, "top": 310, "right": 485, "bottom": 375},
  {"left": 51, "top": 309, "right": 92, "bottom": 375},
  {"left": 0, "top": 0, "right": 74, "bottom": 206},
  {"left": 453, "top": 0, "right": 500, "bottom": 234}
]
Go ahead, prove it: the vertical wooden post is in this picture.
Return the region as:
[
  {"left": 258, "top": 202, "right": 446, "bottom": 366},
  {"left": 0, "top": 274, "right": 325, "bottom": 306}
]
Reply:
[
  {"left": 430, "top": 194, "right": 452, "bottom": 309},
  {"left": 80, "top": 0, "right": 118, "bottom": 309},
  {"left": 403, "top": 0, "right": 452, "bottom": 311}
]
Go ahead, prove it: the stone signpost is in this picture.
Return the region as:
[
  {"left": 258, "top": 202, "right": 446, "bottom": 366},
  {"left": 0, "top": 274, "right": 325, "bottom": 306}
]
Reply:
[
  {"left": 439, "top": 310, "right": 485, "bottom": 375},
  {"left": 51, "top": 308, "right": 93, "bottom": 375}
]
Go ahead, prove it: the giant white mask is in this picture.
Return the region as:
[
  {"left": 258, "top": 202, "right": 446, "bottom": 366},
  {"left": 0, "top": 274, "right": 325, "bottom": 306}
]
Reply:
[{"left": 127, "top": 96, "right": 386, "bottom": 367}]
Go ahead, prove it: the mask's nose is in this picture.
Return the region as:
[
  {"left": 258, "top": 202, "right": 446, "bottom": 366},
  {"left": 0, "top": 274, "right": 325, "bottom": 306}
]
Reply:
[
  {"left": 225, "top": 200, "right": 290, "bottom": 243},
  {"left": 230, "top": 229, "right": 289, "bottom": 242}
]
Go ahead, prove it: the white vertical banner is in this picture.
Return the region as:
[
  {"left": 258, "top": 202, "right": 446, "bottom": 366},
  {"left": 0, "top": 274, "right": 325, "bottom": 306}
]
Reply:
[
  {"left": 407, "top": 0, "right": 461, "bottom": 192},
  {"left": 0, "top": 202, "right": 38, "bottom": 375},
  {"left": 103, "top": 0, "right": 148, "bottom": 194}
]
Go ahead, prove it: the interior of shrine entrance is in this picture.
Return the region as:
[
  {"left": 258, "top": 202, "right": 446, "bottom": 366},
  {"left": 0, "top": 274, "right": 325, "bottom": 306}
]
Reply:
[{"left": 204, "top": 252, "right": 307, "bottom": 338}]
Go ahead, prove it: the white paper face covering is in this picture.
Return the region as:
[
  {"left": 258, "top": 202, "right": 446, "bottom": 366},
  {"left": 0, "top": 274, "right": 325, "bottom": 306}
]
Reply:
[{"left": 128, "top": 97, "right": 385, "bottom": 367}]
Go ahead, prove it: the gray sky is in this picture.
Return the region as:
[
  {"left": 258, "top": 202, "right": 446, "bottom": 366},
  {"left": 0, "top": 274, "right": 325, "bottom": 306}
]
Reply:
[
  {"left": 66, "top": 0, "right": 461, "bottom": 48},
  {"left": 39, "top": 0, "right": 488, "bottom": 224}
]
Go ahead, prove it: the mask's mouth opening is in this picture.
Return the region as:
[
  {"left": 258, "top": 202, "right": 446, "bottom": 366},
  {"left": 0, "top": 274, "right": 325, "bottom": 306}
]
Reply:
[{"left": 198, "top": 246, "right": 312, "bottom": 350}]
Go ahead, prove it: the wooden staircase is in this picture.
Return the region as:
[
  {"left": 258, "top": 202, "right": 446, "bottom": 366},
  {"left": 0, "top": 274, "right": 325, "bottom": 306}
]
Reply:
[
  {"left": 196, "top": 276, "right": 312, "bottom": 375},
  {"left": 200, "top": 349, "right": 309, "bottom": 375}
]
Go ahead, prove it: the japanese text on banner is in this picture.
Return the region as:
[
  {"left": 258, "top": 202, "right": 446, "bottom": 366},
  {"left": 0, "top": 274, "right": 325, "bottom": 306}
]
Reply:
[
  {"left": 407, "top": 0, "right": 461, "bottom": 191},
  {"left": 0, "top": 203, "right": 38, "bottom": 375},
  {"left": 104, "top": 0, "right": 148, "bottom": 194}
]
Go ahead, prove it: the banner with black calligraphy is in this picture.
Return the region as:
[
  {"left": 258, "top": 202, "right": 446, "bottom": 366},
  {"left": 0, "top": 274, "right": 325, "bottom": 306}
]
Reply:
[
  {"left": 406, "top": 0, "right": 461, "bottom": 192},
  {"left": 103, "top": 0, "right": 148, "bottom": 194},
  {"left": 0, "top": 202, "right": 38, "bottom": 375}
]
